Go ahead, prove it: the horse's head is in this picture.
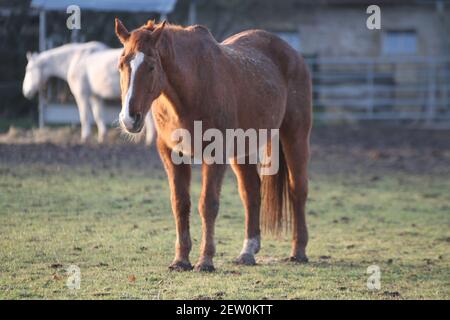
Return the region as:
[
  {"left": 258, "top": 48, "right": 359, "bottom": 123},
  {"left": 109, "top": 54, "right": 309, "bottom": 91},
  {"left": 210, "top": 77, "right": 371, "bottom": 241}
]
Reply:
[
  {"left": 115, "top": 18, "right": 166, "bottom": 133},
  {"left": 23, "top": 52, "right": 42, "bottom": 99}
]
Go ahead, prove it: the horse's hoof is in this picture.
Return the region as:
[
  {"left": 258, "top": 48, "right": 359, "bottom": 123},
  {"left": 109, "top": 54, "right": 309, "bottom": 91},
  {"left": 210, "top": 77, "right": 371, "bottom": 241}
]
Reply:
[
  {"left": 288, "top": 255, "right": 309, "bottom": 263},
  {"left": 234, "top": 253, "right": 256, "bottom": 266},
  {"left": 168, "top": 260, "right": 193, "bottom": 272},
  {"left": 194, "top": 263, "right": 215, "bottom": 272}
]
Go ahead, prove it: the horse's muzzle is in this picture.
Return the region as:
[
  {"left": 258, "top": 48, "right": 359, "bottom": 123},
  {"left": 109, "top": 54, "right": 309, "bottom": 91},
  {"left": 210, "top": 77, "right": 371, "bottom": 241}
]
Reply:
[
  {"left": 130, "top": 118, "right": 144, "bottom": 133},
  {"left": 120, "top": 112, "right": 144, "bottom": 133}
]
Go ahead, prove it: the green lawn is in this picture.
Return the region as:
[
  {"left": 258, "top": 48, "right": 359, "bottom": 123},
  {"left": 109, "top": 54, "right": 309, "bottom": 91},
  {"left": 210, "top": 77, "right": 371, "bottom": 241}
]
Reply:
[{"left": 0, "top": 158, "right": 449, "bottom": 299}]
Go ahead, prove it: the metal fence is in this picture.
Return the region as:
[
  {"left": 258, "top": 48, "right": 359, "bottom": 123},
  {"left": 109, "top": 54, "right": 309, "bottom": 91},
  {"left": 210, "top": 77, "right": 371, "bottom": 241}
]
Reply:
[
  {"left": 38, "top": 56, "right": 450, "bottom": 125},
  {"left": 307, "top": 56, "right": 450, "bottom": 121}
]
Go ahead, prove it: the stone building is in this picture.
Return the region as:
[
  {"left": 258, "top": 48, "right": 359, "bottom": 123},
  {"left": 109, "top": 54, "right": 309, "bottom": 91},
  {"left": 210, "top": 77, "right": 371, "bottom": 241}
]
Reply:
[{"left": 173, "top": 0, "right": 450, "bottom": 58}]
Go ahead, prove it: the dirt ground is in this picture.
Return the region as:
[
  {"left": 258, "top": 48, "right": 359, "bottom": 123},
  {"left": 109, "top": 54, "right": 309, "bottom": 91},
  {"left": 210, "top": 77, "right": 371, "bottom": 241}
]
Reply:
[{"left": 0, "top": 124, "right": 449, "bottom": 175}]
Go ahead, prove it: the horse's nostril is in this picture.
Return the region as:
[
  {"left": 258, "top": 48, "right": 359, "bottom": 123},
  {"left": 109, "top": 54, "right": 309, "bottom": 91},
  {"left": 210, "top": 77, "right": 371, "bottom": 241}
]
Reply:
[{"left": 134, "top": 112, "right": 142, "bottom": 123}]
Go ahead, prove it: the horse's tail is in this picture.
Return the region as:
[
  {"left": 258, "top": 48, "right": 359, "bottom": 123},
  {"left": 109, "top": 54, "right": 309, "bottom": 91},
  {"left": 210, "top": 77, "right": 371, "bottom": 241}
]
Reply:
[{"left": 260, "top": 142, "right": 293, "bottom": 235}]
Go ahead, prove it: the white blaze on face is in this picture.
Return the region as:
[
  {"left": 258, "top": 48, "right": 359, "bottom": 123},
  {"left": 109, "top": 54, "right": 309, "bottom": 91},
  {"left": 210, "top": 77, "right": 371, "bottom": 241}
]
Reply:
[{"left": 120, "top": 51, "right": 145, "bottom": 129}]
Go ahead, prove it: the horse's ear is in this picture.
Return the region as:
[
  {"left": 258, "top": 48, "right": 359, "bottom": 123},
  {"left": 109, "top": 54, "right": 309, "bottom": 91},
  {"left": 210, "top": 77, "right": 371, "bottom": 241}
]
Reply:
[
  {"left": 26, "top": 52, "right": 33, "bottom": 61},
  {"left": 145, "top": 19, "right": 155, "bottom": 31},
  {"left": 151, "top": 20, "right": 166, "bottom": 46},
  {"left": 115, "top": 18, "right": 130, "bottom": 44}
]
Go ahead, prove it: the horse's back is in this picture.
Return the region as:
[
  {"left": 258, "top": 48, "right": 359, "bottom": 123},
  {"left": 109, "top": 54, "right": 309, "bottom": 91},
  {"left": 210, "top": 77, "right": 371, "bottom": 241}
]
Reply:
[
  {"left": 79, "top": 41, "right": 108, "bottom": 51},
  {"left": 85, "top": 48, "right": 122, "bottom": 99},
  {"left": 67, "top": 41, "right": 108, "bottom": 69},
  {"left": 228, "top": 30, "right": 312, "bottom": 132},
  {"left": 222, "top": 30, "right": 306, "bottom": 81},
  {"left": 220, "top": 29, "right": 311, "bottom": 129},
  {"left": 66, "top": 42, "right": 120, "bottom": 99},
  {"left": 68, "top": 41, "right": 108, "bottom": 57}
]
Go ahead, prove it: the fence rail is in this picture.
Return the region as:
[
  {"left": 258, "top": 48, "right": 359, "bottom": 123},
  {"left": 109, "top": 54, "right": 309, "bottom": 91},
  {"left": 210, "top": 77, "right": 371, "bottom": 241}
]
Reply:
[{"left": 306, "top": 56, "right": 450, "bottom": 121}]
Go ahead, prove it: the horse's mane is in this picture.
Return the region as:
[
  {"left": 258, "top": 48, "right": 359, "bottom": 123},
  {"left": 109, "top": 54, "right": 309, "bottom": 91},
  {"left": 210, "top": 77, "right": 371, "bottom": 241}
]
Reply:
[
  {"left": 140, "top": 20, "right": 180, "bottom": 32},
  {"left": 140, "top": 20, "right": 213, "bottom": 38}
]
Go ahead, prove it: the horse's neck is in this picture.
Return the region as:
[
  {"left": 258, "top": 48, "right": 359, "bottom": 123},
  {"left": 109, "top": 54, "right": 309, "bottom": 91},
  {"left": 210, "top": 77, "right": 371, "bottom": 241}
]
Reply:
[
  {"left": 159, "top": 29, "right": 216, "bottom": 116},
  {"left": 38, "top": 46, "right": 78, "bottom": 82}
]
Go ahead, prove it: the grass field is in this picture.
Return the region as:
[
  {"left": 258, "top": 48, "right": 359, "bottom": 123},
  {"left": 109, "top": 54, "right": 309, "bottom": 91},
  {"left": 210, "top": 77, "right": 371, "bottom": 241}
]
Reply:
[{"left": 0, "top": 125, "right": 449, "bottom": 299}]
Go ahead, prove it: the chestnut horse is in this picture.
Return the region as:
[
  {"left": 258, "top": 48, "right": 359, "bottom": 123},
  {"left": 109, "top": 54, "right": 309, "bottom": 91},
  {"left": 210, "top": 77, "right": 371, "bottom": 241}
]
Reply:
[{"left": 115, "top": 19, "right": 312, "bottom": 271}]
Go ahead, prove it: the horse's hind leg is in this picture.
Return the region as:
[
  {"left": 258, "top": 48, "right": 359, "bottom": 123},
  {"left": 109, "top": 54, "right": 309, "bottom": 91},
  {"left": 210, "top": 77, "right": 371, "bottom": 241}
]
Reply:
[
  {"left": 90, "top": 96, "right": 107, "bottom": 143},
  {"left": 280, "top": 82, "right": 312, "bottom": 262},
  {"left": 281, "top": 133, "right": 309, "bottom": 262},
  {"left": 231, "top": 162, "right": 261, "bottom": 265}
]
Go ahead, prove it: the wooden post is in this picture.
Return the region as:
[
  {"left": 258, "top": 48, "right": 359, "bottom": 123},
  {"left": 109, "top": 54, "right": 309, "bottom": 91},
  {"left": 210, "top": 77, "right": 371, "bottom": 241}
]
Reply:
[
  {"left": 38, "top": 9, "right": 46, "bottom": 128},
  {"left": 188, "top": 0, "right": 197, "bottom": 25},
  {"left": 367, "top": 61, "right": 375, "bottom": 118},
  {"left": 427, "top": 58, "right": 437, "bottom": 123},
  {"left": 443, "top": 61, "right": 449, "bottom": 116},
  {"left": 70, "top": 28, "right": 79, "bottom": 43}
]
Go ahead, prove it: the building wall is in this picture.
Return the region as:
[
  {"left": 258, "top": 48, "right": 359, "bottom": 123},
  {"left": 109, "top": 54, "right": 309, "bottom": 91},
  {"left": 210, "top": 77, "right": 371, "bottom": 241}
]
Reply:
[
  {"left": 187, "top": 1, "right": 450, "bottom": 58},
  {"left": 292, "top": 5, "right": 446, "bottom": 57}
]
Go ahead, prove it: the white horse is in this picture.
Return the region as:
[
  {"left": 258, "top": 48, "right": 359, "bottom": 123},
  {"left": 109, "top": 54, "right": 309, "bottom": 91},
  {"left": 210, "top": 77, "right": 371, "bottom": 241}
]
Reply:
[{"left": 23, "top": 41, "right": 155, "bottom": 144}]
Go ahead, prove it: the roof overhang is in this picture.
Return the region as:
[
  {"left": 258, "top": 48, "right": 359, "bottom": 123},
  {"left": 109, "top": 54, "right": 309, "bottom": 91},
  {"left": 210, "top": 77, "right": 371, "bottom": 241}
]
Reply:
[{"left": 31, "top": 0, "right": 177, "bottom": 14}]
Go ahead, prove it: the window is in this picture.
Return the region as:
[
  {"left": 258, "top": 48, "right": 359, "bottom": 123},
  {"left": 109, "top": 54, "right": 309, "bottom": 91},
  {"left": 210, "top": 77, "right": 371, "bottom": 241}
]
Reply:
[
  {"left": 275, "top": 32, "right": 301, "bottom": 52},
  {"left": 382, "top": 31, "right": 417, "bottom": 55}
]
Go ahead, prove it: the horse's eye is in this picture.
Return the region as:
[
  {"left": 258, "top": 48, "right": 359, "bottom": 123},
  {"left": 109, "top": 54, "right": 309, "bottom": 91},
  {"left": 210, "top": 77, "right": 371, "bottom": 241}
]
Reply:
[{"left": 148, "top": 64, "right": 155, "bottom": 71}]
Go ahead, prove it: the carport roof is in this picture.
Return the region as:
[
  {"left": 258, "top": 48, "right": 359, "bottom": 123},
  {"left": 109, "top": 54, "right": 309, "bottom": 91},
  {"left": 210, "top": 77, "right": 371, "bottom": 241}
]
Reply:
[{"left": 31, "top": 0, "right": 177, "bottom": 14}]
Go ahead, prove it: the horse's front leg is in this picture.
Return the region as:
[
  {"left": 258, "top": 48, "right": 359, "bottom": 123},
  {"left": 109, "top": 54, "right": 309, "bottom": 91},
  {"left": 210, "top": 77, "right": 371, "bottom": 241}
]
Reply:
[
  {"left": 231, "top": 161, "right": 261, "bottom": 265},
  {"left": 70, "top": 83, "right": 91, "bottom": 143},
  {"left": 195, "top": 163, "right": 227, "bottom": 272},
  {"left": 89, "top": 96, "right": 107, "bottom": 143},
  {"left": 157, "top": 138, "right": 193, "bottom": 271}
]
